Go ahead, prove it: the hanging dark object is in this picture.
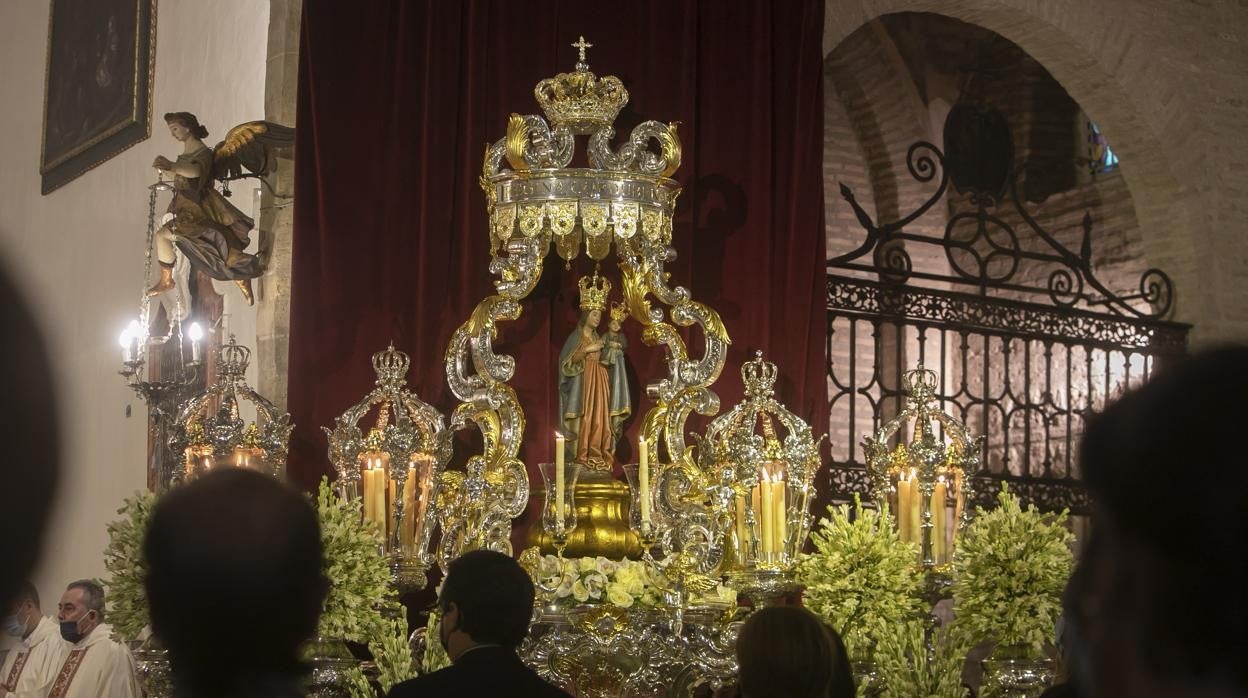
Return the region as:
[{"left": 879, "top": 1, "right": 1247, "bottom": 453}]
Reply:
[{"left": 942, "top": 104, "right": 1013, "bottom": 203}]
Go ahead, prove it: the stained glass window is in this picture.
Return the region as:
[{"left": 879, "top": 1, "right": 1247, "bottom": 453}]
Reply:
[{"left": 1087, "top": 121, "right": 1119, "bottom": 174}]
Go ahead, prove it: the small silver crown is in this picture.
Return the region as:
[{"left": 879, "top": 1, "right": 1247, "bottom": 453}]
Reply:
[
  {"left": 742, "top": 350, "right": 779, "bottom": 398},
  {"left": 903, "top": 363, "right": 939, "bottom": 402},
  {"left": 372, "top": 343, "right": 412, "bottom": 388},
  {"left": 217, "top": 336, "right": 252, "bottom": 377}
]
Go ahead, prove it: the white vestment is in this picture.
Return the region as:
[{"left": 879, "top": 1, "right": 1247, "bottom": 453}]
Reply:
[
  {"left": 0, "top": 616, "right": 69, "bottom": 697},
  {"left": 45, "top": 624, "right": 139, "bottom": 698}
]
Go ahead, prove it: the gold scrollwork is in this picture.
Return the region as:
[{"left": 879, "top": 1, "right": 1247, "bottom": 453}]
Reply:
[
  {"left": 505, "top": 114, "right": 532, "bottom": 171},
  {"left": 548, "top": 201, "right": 577, "bottom": 236},
  {"left": 658, "top": 122, "right": 682, "bottom": 178}
]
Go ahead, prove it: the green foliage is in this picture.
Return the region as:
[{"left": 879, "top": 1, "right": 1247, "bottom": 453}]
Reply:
[
  {"left": 950, "top": 486, "right": 1073, "bottom": 655},
  {"left": 344, "top": 667, "right": 376, "bottom": 698},
  {"left": 873, "top": 622, "right": 970, "bottom": 698},
  {"left": 314, "top": 477, "right": 400, "bottom": 642},
  {"left": 102, "top": 491, "right": 158, "bottom": 642},
  {"left": 421, "top": 609, "right": 451, "bottom": 675},
  {"left": 795, "top": 496, "right": 923, "bottom": 658},
  {"left": 369, "top": 617, "right": 417, "bottom": 691}
]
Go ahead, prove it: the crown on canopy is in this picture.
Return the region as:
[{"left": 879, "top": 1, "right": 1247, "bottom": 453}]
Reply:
[{"left": 579, "top": 270, "right": 611, "bottom": 311}]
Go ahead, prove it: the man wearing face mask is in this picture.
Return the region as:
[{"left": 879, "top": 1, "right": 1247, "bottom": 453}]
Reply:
[
  {"left": 45, "top": 580, "right": 139, "bottom": 698},
  {"left": 0, "top": 582, "right": 68, "bottom": 697},
  {"left": 388, "top": 550, "right": 570, "bottom": 697}
]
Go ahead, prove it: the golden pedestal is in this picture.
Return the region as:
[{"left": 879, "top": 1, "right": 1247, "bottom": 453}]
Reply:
[{"left": 529, "top": 470, "right": 641, "bottom": 559}]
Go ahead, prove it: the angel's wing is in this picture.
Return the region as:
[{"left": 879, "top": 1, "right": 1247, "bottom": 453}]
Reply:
[{"left": 210, "top": 121, "right": 295, "bottom": 182}]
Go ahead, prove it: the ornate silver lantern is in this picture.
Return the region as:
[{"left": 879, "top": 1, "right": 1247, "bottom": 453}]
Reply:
[
  {"left": 325, "top": 344, "right": 452, "bottom": 592},
  {"left": 168, "top": 336, "right": 291, "bottom": 481},
  {"left": 698, "top": 351, "right": 825, "bottom": 603},
  {"left": 864, "top": 363, "right": 984, "bottom": 569}
]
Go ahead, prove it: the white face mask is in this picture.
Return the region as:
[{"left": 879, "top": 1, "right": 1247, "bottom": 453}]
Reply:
[{"left": 3, "top": 610, "right": 28, "bottom": 637}]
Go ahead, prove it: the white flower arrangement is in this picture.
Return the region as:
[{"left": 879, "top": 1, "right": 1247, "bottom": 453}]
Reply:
[
  {"left": 950, "top": 485, "right": 1074, "bottom": 655},
  {"left": 530, "top": 555, "right": 737, "bottom": 608},
  {"left": 794, "top": 496, "right": 924, "bottom": 659},
  {"left": 873, "top": 621, "right": 969, "bottom": 698},
  {"left": 315, "top": 477, "right": 399, "bottom": 642},
  {"left": 102, "top": 491, "right": 158, "bottom": 643}
]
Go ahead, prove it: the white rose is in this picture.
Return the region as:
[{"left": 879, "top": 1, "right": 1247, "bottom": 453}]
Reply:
[
  {"left": 584, "top": 572, "right": 608, "bottom": 600},
  {"left": 556, "top": 578, "right": 575, "bottom": 599},
  {"left": 572, "top": 579, "right": 590, "bottom": 603},
  {"left": 606, "top": 583, "right": 635, "bottom": 608},
  {"left": 578, "top": 557, "right": 598, "bottom": 572}
]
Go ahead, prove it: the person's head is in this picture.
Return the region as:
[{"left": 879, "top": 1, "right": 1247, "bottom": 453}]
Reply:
[
  {"left": 608, "top": 318, "right": 622, "bottom": 333},
  {"left": 1071, "top": 347, "right": 1248, "bottom": 696},
  {"left": 144, "top": 469, "right": 327, "bottom": 691},
  {"left": 3, "top": 581, "right": 41, "bottom": 639},
  {"left": 163, "top": 112, "right": 209, "bottom": 141},
  {"left": 58, "top": 579, "right": 104, "bottom": 643},
  {"left": 437, "top": 549, "right": 535, "bottom": 656},
  {"left": 0, "top": 266, "right": 58, "bottom": 609},
  {"left": 735, "top": 606, "right": 854, "bottom": 698}
]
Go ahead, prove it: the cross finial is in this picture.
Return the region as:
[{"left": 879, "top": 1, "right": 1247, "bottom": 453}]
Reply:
[{"left": 572, "top": 36, "right": 593, "bottom": 69}]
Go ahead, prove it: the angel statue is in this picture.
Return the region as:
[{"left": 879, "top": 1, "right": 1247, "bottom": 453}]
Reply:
[
  {"left": 146, "top": 112, "right": 294, "bottom": 305},
  {"left": 558, "top": 270, "right": 632, "bottom": 472}
]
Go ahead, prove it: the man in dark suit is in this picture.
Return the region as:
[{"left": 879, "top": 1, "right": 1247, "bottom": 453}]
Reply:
[{"left": 388, "top": 549, "right": 569, "bottom": 697}]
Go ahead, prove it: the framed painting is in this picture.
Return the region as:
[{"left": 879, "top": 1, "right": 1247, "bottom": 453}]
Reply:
[{"left": 40, "top": 0, "right": 157, "bottom": 194}]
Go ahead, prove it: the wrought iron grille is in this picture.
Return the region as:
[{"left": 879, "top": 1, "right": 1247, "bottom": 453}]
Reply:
[{"left": 825, "top": 104, "right": 1189, "bottom": 515}]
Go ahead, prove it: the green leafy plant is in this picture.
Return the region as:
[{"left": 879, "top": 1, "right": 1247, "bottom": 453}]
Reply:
[
  {"left": 421, "top": 609, "right": 451, "bottom": 675},
  {"left": 873, "top": 622, "right": 970, "bottom": 698},
  {"left": 369, "top": 617, "right": 417, "bottom": 691},
  {"left": 314, "top": 477, "right": 400, "bottom": 642},
  {"left": 102, "top": 491, "right": 158, "bottom": 642},
  {"left": 795, "top": 496, "right": 923, "bottom": 658},
  {"left": 950, "top": 485, "right": 1073, "bottom": 655}
]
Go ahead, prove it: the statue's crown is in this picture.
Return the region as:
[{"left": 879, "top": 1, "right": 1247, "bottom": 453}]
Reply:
[
  {"left": 609, "top": 301, "right": 628, "bottom": 325},
  {"left": 534, "top": 36, "right": 629, "bottom": 134},
  {"left": 372, "top": 343, "right": 412, "bottom": 388},
  {"left": 742, "top": 350, "right": 779, "bottom": 398},
  {"left": 579, "top": 270, "right": 611, "bottom": 311}
]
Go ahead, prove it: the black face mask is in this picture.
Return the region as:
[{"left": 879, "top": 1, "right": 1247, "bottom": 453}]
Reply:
[{"left": 60, "top": 611, "right": 93, "bottom": 644}]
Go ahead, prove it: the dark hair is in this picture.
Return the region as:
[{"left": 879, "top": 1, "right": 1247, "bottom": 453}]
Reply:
[
  {"left": 10, "top": 581, "right": 39, "bottom": 609},
  {"left": 163, "top": 111, "right": 209, "bottom": 139},
  {"left": 144, "top": 469, "right": 326, "bottom": 692},
  {"left": 438, "top": 549, "right": 535, "bottom": 648},
  {"left": 736, "top": 606, "right": 854, "bottom": 698},
  {"left": 66, "top": 579, "right": 105, "bottom": 620},
  {"left": 0, "top": 264, "right": 58, "bottom": 610},
  {"left": 1076, "top": 346, "right": 1248, "bottom": 686}
]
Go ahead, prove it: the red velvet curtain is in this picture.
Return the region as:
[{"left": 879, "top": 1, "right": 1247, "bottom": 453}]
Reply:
[{"left": 289, "top": 1, "right": 827, "bottom": 511}]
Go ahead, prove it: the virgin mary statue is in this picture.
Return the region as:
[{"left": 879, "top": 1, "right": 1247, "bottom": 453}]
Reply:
[{"left": 559, "top": 271, "right": 631, "bottom": 472}]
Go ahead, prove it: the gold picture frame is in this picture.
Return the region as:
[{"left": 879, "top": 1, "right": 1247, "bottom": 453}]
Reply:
[{"left": 40, "top": 0, "right": 156, "bottom": 194}]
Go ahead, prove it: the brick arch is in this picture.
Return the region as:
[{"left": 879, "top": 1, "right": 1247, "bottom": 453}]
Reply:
[{"left": 824, "top": 0, "right": 1205, "bottom": 331}]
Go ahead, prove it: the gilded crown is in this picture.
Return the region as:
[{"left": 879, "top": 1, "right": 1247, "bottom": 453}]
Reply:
[
  {"left": 742, "top": 350, "right": 779, "bottom": 398},
  {"left": 903, "top": 362, "right": 939, "bottom": 402},
  {"left": 534, "top": 36, "right": 629, "bottom": 134},
  {"left": 609, "top": 301, "right": 628, "bottom": 325},
  {"left": 372, "top": 343, "right": 412, "bottom": 388},
  {"left": 579, "top": 270, "right": 611, "bottom": 311},
  {"left": 217, "top": 336, "right": 252, "bottom": 378}
]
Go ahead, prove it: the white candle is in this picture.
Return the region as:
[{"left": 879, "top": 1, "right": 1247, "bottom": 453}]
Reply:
[
  {"left": 773, "top": 469, "right": 787, "bottom": 555},
  {"left": 933, "top": 476, "right": 948, "bottom": 563},
  {"left": 760, "top": 469, "right": 774, "bottom": 557},
  {"left": 896, "top": 473, "right": 912, "bottom": 542},
  {"left": 555, "top": 433, "right": 566, "bottom": 526},
  {"left": 638, "top": 438, "right": 651, "bottom": 526}
]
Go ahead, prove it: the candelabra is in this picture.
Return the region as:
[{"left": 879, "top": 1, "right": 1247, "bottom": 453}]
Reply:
[
  {"left": 326, "top": 344, "right": 452, "bottom": 592},
  {"left": 168, "top": 336, "right": 292, "bottom": 482}
]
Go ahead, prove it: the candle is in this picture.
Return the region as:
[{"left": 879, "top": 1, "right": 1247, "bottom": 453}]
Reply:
[
  {"left": 555, "top": 433, "right": 566, "bottom": 526},
  {"left": 735, "top": 494, "right": 747, "bottom": 558},
  {"left": 933, "top": 477, "right": 948, "bottom": 563},
  {"left": 362, "top": 461, "right": 376, "bottom": 524},
  {"left": 638, "top": 438, "right": 651, "bottom": 526},
  {"left": 401, "top": 463, "right": 418, "bottom": 551},
  {"left": 759, "top": 469, "right": 774, "bottom": 558},
  {"left": 773, "top": 470, "right": 787, "bottom": 556},
  {"left": 896, "top": 473, "right": 912, "bottom": 543},
  {"left": 907, "top": 469, "right": 921, "bottom": 550},
  {"left": 751, "top": 482, "right": 762, "bottom": 558}
]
